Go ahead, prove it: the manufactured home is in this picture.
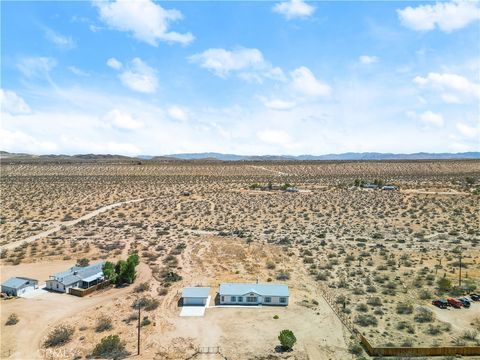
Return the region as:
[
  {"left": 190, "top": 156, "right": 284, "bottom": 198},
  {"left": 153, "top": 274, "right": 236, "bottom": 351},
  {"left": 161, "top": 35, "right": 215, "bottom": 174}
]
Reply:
[
  {"left": 1, "top": 277, "right": 38, "bottom": 296},
  {"left": 46, "top": 262, "right": 105, "bottom": 293},
  {"left": 219, "top": 283, "right": 289, "bottom": 306}
]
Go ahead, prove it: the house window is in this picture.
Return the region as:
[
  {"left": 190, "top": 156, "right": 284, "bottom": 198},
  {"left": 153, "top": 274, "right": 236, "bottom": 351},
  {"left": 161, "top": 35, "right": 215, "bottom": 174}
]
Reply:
[
  {"left": 231, "top": 296, "right": 236, "bottom": 302},
  {"left": 265, "top": 297, "right": 271, "bottom": 303},
  {"left": 247, "top": 296, "right": 258, "bottom": 302},
  {"left": 221, "top": 296, "right": 225, "bottom": 302},
  {"left": 280, "top": 297, "right": 287, "bottom": 303},
  {"left": 238, "top": 297, "right": 243, "bottom": 302}
]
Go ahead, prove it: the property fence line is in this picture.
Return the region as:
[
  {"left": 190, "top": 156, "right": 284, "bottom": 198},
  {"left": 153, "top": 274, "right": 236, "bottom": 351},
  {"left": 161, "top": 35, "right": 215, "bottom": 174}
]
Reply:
[
  {"left": 319, "top": 285, "right": 480, "bottom": 357},
  {"left": 68, "top": 280, "right": 110, "bottom": 297},
  {"left": 185, "top": 346, "right": 228, "bottom": 359}
]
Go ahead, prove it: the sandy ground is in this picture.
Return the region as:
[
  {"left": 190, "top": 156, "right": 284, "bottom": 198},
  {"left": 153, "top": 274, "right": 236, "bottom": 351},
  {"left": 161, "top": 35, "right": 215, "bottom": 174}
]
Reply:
[{"left": 0, "top": 263, "right": 151, "bottom": 360}]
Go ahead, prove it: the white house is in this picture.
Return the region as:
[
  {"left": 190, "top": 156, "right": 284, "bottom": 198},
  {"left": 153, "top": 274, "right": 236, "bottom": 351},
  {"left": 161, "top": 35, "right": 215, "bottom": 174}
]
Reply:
[
  {"left": 219, "top": 283, "right": 289, "bottom": 306},
  {"left": 1, "top": 277, "right": 38, "bottom": 296},
  {"left": 46, "top": 262, "right": 105, "bottom": 293},
  {"left": 182, "top": 287, "right": 210, "bottom": 306}
]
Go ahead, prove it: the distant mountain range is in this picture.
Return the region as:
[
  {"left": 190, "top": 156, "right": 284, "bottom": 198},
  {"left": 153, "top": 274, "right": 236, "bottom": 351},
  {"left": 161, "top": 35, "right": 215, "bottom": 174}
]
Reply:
[{"left": 1, "top": 151, "right": 479, "bottom": 162}]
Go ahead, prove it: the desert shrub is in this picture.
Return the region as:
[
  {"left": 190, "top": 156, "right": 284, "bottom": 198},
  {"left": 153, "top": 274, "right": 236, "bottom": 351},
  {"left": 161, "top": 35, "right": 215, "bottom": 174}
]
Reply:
[
  {"left": 462, "top": 330, "right": 478, "bottom": 341},
  {"left": 273, "top": 315, "right": 279, "bottom": 319},
  {"left": 134, "top": 282, "right": 150, "bottom": 293},
  {"left": 356, "top": 303, "right": 368, "bottom": 312},
  {"left": 354, "top": 314, "right": 378, "bottom": 327},
  {"left": 76, "top": 258, "right": 89, "bottom": 267},
  {"left": 5, "top": 313, "right": 19, "bottom": 326},
  {"left": 266, "top": 260, "right": 276, "bottom": 270},
  {"left": 427, "top": 324, "right": 443, "bottom": 335},
  {"left": 397, "top": 321, "right": 415, "bottom": 334},
  {"left": 96, "top": 316, "right": 113, "bottom": 332},
  {"left": 418, "top": 290, "right": 432, "bottom": 300},
  {"left": 348, "top": 342, "right": 363, "bottom": 355},
  {"left": 92, "top": 335, "right": 127, "bottom": 359},
  {"left": 276, "top": 271, "right": 290, "bottom": 281},
  {"left": 437, "top": 277, "right": 451, "bottom": 292},
  {"left": 367, "top": 297, "right": 382, "bottom": 307},
  {"left": 44, "top": 325, "right": 74, "bottom": 347},
  {"left": 141, "top": 316, "right": 151, "bottom": 327},
  {"left": 278, "top": 329, "right": 296, "bottom": 351},
  {"left": 396, "top": 302, "right": 413, "bottom": 314},
  {"left": 414, "top": 307, "right": 434, "bottom": 323},
  {"left": 134, "top": 297, "right": 159, "bottom": 311}
]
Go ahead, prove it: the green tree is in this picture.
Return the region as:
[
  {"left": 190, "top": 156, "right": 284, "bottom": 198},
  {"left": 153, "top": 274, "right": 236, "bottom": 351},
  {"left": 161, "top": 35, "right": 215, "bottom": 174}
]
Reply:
[
  {"left": 278, "top": 329, "right": 296, "bottom": 351},
  {"left": 437, "top": 277, "right": 452, "bottom": 293},
  {"left": 103, "top": 262, "right": 118, "bottom": 284},
  {"left": 77, "top": 258, "right": 89, "bottom": 267}
]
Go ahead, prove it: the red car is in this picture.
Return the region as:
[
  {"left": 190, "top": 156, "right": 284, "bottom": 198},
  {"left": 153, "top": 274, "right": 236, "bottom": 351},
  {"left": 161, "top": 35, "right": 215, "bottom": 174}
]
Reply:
[{"left": 447, "top": 298, "right": 463, "bottom": 308}]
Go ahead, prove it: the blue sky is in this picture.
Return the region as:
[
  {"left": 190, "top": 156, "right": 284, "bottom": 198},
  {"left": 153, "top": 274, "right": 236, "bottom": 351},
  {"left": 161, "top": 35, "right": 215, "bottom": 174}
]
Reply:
[{"left": 1, "top": 0, "right": 479, "bottom": 156}]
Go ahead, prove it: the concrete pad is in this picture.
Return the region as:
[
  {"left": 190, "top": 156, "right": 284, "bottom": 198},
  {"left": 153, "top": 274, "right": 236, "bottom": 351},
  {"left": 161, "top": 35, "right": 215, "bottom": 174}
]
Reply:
[
  {"left": 19, "top": 284, "right": 48, "bottom": 298},
  {"left": 180, "top": 295, "right": 210, "bottom": 317}
]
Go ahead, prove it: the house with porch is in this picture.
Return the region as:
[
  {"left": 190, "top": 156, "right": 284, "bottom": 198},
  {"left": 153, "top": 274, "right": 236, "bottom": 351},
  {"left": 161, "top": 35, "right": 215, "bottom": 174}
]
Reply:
[
  {"left": 219, "top": 283, "right": 289, "bottom": 306},
  {"left": 46, "top": 262, "right": 105, "bottom": 293}
]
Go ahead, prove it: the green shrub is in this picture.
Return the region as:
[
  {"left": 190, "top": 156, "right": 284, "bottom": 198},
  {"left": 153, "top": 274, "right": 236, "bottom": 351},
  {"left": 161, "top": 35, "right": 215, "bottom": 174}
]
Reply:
[
  {"left": 95, "top": 316, "right": 113, "bottom": 333},
  {"left": 414, "top": 307, "right": 434, "bottom": 323},
  {"left": 278, "top": 329, "right": 296, "bottom": 351},
  {"left": 354, "top": 314, "right": 378, "bottom": 327},
  {"left": 44, "top": 325, "right": 74, "bottom": 347},
  {"left": 396, "top": 302, "right": 413, "bottom": 314},
  {"left": 92, "top": 335, "right": 127, "bottom": 359},
  {"left": 5, "top": 313, "right": 19, "bottom": 326}
]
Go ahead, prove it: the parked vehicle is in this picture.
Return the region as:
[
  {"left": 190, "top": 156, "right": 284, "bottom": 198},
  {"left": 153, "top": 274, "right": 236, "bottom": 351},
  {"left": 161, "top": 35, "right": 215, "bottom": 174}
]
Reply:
[
  {"left": 447, "top": 298, "right": 463, "bottom": 308},
  {"left": 432, "top": 299, "right": 448, "bottom": 309},
  {"left": 458, "top": 297, "right": 471, "bottom": 308},
  {"left": 470, "top": 294, "right": 480, "bottom": 301}
]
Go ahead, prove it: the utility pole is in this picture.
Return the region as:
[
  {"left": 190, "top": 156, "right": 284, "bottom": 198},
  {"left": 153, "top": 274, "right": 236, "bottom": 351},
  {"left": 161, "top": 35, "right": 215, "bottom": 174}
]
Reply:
[
  {"left": 137, "top": 298, "right": 141, "bottom": 356},
  {"left": 458, "top": 252, "right": 462, "bottom": 288}
]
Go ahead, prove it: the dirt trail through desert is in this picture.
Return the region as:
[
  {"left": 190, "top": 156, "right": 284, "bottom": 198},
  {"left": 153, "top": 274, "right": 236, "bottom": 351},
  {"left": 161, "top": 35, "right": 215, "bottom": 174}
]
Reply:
[
  {"left": 249, "top": 165, "right": 290, "bottom": 176},
  {"left": 1, "top": 198, "right": 147, "bottom": 251}
]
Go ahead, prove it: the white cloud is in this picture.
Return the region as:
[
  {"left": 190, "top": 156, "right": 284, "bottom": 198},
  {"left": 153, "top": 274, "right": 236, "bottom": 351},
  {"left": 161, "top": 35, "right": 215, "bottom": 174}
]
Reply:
[
  {"left": 0, "top": 128, "right": 58, "bottom": 154},
  {"left": 104, "top": 109, "right": 143, "bottom": 130},
  {"left": 397, "top": 0, "right": 480, "bottom": 32},
  {"left": 94, "top": 0, "right": 194, "bottom": 46},
  {"left": 419, "top": 110, "right": 444, "bottom": 126},
  {"left": 189, "top": 47, "right": 285, "bottom": 82},
  {"left": 0, "top": 90, "right": 31, "bottom": 115},
  {"left": 69, "top": 66, "right": 90, "bottom": 77},
  {"left": 257, "top": 129, "right": 292, "bottom": 145},
  {"left": 456, "top": 122, "right": 479, "bottom": 139},
  {"left": 107, "top": 57, "right": 122, "bottom": 70},
  {"left": 414, "top": 72, "right": 480, "bottom": 99},
  {"left": 273, "top": 0, "right": 315, "bottom": 20},
  {"left": 168, "top": 106, "right": 188, "bottom": 121},
  {"left": 290, "top": 66, "right": 331, "bottom": 97},
  {"left": 263, "top": 98, "right": 296, "bottom": 111},
  {"left": 44, "top": 28, "right": 75, "bottom": 49},
  {"left": 114, "top": 58, "right": 158, "bottom": 93},
  {"left": 17, "top": 57, "right": 56, "bottom": 78},
  {"left": 359, "top": 55, "right": 379, "bottom": 65},
  {"left": 441, "top": 94, "right": 461, "bottom": 104}
]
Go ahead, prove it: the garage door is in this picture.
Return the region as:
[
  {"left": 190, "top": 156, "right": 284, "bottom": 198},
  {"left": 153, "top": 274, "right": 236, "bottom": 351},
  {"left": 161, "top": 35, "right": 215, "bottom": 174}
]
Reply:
[{"left": 184, "top": 297, "right": 206, "bottom": 306}]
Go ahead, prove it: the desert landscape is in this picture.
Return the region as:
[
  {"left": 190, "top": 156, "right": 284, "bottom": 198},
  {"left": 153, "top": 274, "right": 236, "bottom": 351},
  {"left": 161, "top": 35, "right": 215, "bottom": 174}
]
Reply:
[{"left": 1, "top": 158, "right": 479, "bottom": 360}]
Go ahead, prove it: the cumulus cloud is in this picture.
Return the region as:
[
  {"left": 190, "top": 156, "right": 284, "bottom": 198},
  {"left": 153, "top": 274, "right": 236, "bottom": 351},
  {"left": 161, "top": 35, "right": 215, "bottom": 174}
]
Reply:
[
  {"left": 94, "top": 0, "right": 194, "bottom": 46},
  {"left": 189, "top": 47, "right": 285, "bottom": 82},
  {"left": 0, "top": 128, "right": 58, "bottom": 153},
  {"left": 273, "top": 0, "right": 315, "bottom": 20},
  {"left": 359, "top": 55, "right": 379, "bottom": 65},
  {"left": 413, "top": 72, "right": 480, "bottom": 100},
  {"left": 0, "top": 90, "right": 31, "bottom": 115},
  {"left": 110, "top": 58, "right": 158, "bottom": 93},
  {"left": 420, "top": 110, "right": 444, "bottom": 126},
  {"left": 263, "top": 98, "right": 296, "bottom": 111},
  {"left": 104, "top": 109, "right": 143, "bottom": 130},
  {"left": 290, "top": 66, "right": 331, "bottom": 97},
  {"left": 397, "top": 0, "right": 480, "bottom": 32},
  {"left": 168, "top": 106, "right": 188, "bottom": 121},
  {"left": 257, "top": 129, "right": 292, "bottom": 145},
  {"left": 107, "top": 57, "right": 122, "bottom": 70},
  {"left": 456, "top": 122, "right": 479, "bottom": 139},
  {"left": 17, "top": 57, "right": 57, "bottom": 78},
  {"left": 44, "top": 28, "right": 75, "bottom": 49}
]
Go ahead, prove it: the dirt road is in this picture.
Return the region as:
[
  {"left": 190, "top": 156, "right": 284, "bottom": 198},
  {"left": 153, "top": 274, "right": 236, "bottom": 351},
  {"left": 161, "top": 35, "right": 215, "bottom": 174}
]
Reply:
[{"left": 1, "top": 198, "right": 147, "bottom": 251}]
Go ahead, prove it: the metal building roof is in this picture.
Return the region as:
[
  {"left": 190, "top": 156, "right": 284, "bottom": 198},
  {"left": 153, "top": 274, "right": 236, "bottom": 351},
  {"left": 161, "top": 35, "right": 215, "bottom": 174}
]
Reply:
[
  {"left": 1, "top": 277, "right": 37, "bottom": 289},
  {"left": 50, "top": 262, "right": 105, "bottom": 286},
  {"left": 182, "top": 287, "right": 210, "bottom": 298},
  {"left": 219, "top": 283, "right": 289, "bottom": 297}
]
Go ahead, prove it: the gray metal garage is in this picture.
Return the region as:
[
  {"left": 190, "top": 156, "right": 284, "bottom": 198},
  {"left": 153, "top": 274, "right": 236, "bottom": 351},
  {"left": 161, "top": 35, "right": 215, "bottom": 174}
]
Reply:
[
  {"left": 1, "top": 277, "right": 38, "bottom": 296},
  {"left": 182, "top": 287, "right": 210, "bottom": 306}
]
